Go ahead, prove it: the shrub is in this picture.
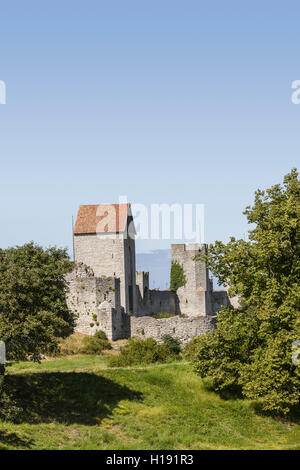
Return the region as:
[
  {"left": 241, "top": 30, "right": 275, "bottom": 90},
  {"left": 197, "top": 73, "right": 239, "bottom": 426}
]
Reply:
[
  {"left": 152, "top": 312, "right": 176, "bottom": 319},
  {"left": 94, "top": 330, "right": 108, "bottom": 341},
  {"left": 80, "top": 334, "right": 111, "bottom": 355},
  {"left": 108, "top": 337, "right": 180, "bottom": 367},
  {"left": 57, "top": 332, "right": 111, "bottom": 356},
  {"left": 162, "top": 334, "right": 181, "bottom": 355}
]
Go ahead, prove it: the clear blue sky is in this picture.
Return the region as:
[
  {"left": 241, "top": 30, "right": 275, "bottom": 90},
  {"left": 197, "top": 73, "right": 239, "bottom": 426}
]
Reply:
[{"left": 0, "top": 1, "right": 299, "bottom": 256}]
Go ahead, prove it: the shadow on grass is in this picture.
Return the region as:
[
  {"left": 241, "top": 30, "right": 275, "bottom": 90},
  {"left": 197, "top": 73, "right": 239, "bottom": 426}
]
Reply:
[
  {"left": 0, "top": 430, "right": 33, "bottom": 450},
  {"left": 251, "top": 401, "right": 300, "bottom": 424},
  {"left": 201, "top": 378, "right": 243, "bottom": 400},
  {"left": 202, "top": 379, "right": 300, "bottom": 424},
  {"left": 2, "top": 372, "right": 143, "bottom": 425}
]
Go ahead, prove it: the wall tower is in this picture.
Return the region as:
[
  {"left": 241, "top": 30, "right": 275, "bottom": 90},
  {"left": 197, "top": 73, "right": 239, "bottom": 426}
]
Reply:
[
  {"left": 73, "top": 203, "right": 137, "bottom": 314},
  {"left": 171, "top": 243, "right": 213, "bottom": 317}
]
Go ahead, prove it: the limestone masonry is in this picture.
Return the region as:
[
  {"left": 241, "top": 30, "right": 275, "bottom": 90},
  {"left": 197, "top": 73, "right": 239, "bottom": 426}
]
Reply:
[{"left": 66, "top": 203, "right": 233, "bottom": 343}]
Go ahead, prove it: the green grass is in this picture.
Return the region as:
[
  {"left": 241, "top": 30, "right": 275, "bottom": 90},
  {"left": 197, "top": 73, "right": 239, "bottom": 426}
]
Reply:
[
  {"left": 0, "top": 355, "right": 299, "bottom": 450},
  {"left": 9, "top": 355, "right": 109, "bottom": 373},
  {"left": 151, "top": 312, "right": 176, "bottom": 319}
]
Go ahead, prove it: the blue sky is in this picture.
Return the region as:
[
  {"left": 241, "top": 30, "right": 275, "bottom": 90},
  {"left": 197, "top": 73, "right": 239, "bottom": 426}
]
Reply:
[{"left": 0, "top": 1, "right": 299, "bottom": 258}]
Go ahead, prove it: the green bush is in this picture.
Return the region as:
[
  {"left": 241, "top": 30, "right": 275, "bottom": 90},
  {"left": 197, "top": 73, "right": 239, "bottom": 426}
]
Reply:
[
  {"left": 152, "top": 312, "right": 176, "bottom": 319},
  {"left": 188, "top": 310, "right": 258, "bottom": 396},
  {"left": 108, "top": 337, "right": 180, "bottom": 367},
  {"left": 162, "top": 335, "right": 181, "bottom": 355},
  {"left": 94, "top": 330, "right": 108, "bottom": 341},
  {"left": 80, "top": 334, "right": 111, "bottom": 355}
]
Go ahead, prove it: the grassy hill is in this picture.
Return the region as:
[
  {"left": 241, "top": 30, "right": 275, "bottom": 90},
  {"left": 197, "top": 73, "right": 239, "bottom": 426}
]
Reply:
[{"left": 0, "top": 355, "right": 299, "bottom": 450}]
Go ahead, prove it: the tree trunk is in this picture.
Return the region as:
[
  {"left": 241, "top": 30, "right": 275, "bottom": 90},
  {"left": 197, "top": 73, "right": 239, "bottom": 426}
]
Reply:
[{"left": 0, "top": 364, "right": 5, "bottom": 394}]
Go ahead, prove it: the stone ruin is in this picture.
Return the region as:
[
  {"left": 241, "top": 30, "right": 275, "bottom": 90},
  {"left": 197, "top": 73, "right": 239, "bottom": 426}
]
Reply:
[{"left": 65, "top": 203, "right": 233, "bottom": 344}]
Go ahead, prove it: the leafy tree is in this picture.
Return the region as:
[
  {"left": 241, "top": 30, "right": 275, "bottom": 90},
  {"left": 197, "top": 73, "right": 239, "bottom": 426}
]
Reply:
[
  {"left": 0, "top": 242, "right": 75, "bottom": 361},
  {"left": 170, "top": 261, "right": 186, "bottom": 292},
  {"left": 191, "top": 169, "right": 300, "bottom": 414}
]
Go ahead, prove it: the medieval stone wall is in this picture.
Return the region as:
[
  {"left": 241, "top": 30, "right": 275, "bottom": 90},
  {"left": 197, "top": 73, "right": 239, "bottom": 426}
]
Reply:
[
  {"left": 123, "top": 235, "right": 137, "bottom": 314},
  {"left": 212, "top": 290, "right": 232, "bottom": 313},
  {"left": 172, "top": 243, "right": 214, "bottom": 317},
  {"left": 65, "top": 263, "right": 130, "bottom": 340},
  {"left": 66, "top": 239, "right": 233, "bottom": 343},
  {"left": 136, "top": 271, "right": 149, "bottom": 300},
  {"left": 131, "top": 315, "right": 216, "bottom": 345},
  {"left": 73, "top": 232, "right": 137, "bottom": 314},
  {"left": 136, "top": 287, "right": 177, "bottom": 317},
  {"left": 135, "top": 270, "right": 177, "bottom": 316}
]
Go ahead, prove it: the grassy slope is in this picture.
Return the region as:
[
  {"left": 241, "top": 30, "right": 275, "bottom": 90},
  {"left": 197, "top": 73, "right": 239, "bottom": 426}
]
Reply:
[{"left": 0, "top": 356, "right": 299, "bottom": 450}]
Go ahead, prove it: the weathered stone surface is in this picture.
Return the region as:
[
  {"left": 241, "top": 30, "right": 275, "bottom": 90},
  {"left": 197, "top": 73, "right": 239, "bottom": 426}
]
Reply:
[
  {"left": 65, "top": 263, "right": 130, "bottom": 340},
  {"left": 172, "top": 243, "right": 214, "bottom": 317},
  {"left": 74, "top": 231, "right": 137, "bottom": 314},
  {"left": 131, "top": 315, "right": 216, "bottom": 345},
  {"left": 136, "top": 271, "right": 177, "bottom": 316}
]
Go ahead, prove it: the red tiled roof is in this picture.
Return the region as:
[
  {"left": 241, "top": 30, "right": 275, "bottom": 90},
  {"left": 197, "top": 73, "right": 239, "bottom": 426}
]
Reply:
[{"left": 74, "top": 204, "right": 130, "bottom": 234}]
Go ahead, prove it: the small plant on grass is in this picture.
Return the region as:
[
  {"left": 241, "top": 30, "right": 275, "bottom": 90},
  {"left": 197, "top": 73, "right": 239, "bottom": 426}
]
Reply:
[
  {"left": 80, "top": 332, "right": 111, "bottom": 355},
  {"left": 108, "top": 337, "right": 180, "bottom": 367},
  {"left": 94, "top": 330, "right": 108, "bottom": 340}
]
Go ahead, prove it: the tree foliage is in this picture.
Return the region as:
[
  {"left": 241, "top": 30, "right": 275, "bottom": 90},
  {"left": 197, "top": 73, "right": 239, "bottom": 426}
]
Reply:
[
  {"left": 191, "top": 169, "right": 300, "bottom": 414},
  {"left": 170, "top": 260, "right": 186, "bottom": 292},
  {"left": 0, "top": 242, "right": 75, "bottom": 361}
]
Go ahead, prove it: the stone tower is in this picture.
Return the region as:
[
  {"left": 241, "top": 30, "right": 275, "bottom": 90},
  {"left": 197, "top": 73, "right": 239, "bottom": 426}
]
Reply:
[
  {"left": 73, "top": 203, "right": 137, "bottom": 314},
  {"left": 171, "top": 243, "right": 213, "bottom": 317}
]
